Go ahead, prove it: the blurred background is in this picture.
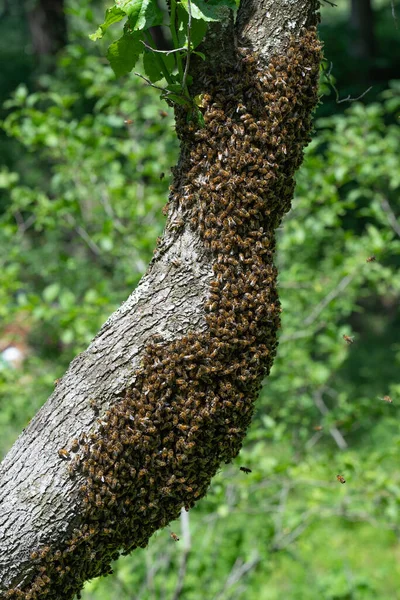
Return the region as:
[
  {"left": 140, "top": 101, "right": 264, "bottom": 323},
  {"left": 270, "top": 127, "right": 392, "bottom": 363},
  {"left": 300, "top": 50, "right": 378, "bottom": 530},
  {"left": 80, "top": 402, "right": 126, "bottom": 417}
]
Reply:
[{"left": 0, "top": 1, "right": 400, "bottom": 598}]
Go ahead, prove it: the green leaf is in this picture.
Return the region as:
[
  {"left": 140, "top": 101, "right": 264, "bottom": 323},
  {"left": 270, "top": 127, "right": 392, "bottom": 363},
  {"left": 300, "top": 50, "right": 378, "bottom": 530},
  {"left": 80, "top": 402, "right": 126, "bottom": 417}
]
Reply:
[
  {"left": 143, "top": 51, "right": 163, "bottom": 83},
  {"left": 43, "top": 283, "right": 60, "bottom": 303},
  {"left": 116, "top": 0, "right": 163, "bottom": 30},
  {"left": 166, "top": 83, "right": 184, "bottom": 94},
  {"left": 164, "top": 93, "right": 188, "bottom": 106},
  {"left": 143, "top": 51, "right": 174, "bottom": 83},
  {"left": 89, "top": 7, "right": 126, "bottom": 41},
  {"left": 193, "top": 50, "right": 206, "bottom": 60},
  {"left": 107, "top": 32, "right": 143, "bottom": 77},
  {"left": 180, "top": 0, "right": 237, "bottom": 22},
  {"left": 177, "top": 5, "right": 207, "bottom": 49}
]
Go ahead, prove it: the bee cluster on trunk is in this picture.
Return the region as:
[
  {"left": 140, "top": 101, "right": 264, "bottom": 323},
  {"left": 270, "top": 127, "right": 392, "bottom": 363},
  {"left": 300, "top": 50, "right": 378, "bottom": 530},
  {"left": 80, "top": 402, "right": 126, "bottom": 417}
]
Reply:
[{"left": 4, "top": 28, "right": 321, "bottom": 600}]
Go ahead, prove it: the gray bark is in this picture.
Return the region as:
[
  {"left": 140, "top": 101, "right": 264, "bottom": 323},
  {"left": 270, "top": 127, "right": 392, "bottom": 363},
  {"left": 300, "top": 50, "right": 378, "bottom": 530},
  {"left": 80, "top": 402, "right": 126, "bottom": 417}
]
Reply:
[
  {"left": 27, "top": 0, "right": 67, "bottom": 56},
  {"left": 0, "top": 0, "right": 319, "bottom": 593},
  {"left": 350, "top": 0, "right": 375, "bottom": 62}
]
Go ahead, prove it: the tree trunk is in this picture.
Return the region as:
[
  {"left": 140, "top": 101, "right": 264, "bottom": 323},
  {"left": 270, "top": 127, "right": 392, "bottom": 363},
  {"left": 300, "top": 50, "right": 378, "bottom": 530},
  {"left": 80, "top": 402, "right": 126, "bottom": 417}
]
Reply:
[
  {"left": 350, "top": 0, "right": 375, "bottom": 62},
  {"left": 26, "top": 0, "right": 67, "bottom": 57},
  {"left": 0, "top": 1, "right": 321, "bottom": 598}
]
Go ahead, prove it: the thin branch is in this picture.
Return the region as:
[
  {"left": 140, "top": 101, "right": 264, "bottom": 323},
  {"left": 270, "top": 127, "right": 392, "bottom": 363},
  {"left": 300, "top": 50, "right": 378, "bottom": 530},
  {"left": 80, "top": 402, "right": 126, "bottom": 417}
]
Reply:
[
  {"left": 65, "top": 214, "right": 102, "bottom": 257},
  {"left": 336, "top": 86, "right": 373, "bottom": 104},
  {"left": 181, "top": 0, "right": 192, "bottom": 94},
  {"left": 271, "top": 483, "right": 291, "bottom": 549},
  {"left": 302, "top": 271, "right": 356, "bottom": 328},
  {"left": 171, "top": 509, "right": 191, "bottom": 600},
  {"left": 13, "top": 211, "right": 36, "bottom": 234},
  {"left": 278, "top": 321, "right": 326, "bottom": 344},
  {"left": 279, "top": 270, "right": 356, "bottom": 344},
  {"left": 313, "top": 387, "right": 348, "bottom": 450},
  {"left": 141, "top": 40, "right": 188, "bottom": 55},
  {"left": 323, "top": 62, "right": 372, "bottom": 104},
  {"left": 391, "top": 0, "right": 399, "bottom": 29},
  {"left": 380, "top": 195, "right": 400, "bottom": 239},
  {"left": 321, "top": 0, "right": 337, "bottom": 6},
  {"left": 133, "top": 71, "right": 167, "bottom": 91},
  {"left": 305, "top": 429, "right": 324, "bottom": 449},
  {"left": 213, "top": 554, "right": 260, "bottom": 599}
]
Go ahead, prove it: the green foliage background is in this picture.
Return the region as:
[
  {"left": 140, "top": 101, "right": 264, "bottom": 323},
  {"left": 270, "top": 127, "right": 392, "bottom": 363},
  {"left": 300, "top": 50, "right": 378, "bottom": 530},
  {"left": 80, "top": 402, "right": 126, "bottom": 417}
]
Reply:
[{"left": 1, "top": 1, "right": 400, "bottom": 598}]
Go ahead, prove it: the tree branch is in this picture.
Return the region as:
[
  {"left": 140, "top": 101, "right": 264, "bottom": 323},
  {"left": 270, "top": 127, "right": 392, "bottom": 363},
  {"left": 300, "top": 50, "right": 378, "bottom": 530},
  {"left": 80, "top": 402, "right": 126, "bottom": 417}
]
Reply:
[{"left": 0, "top": 1, "right": 322, "bottom": 597}]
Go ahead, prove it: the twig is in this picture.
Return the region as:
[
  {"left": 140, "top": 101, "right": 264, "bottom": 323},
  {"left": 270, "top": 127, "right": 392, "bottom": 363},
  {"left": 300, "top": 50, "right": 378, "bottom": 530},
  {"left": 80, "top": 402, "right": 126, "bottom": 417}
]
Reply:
[
  {"left": 313, "top": 387, "right": 348, "bottom": 450},
  {"left": 305, "top": 429, "right": 324, "bottom": 449},
  {"left": 213, "top": 554, "right": 260, "bottom": 599},
  {"left": 271, "top": 509, "right": 316, "bottom": 551},
  {"left": 323, "top": 62, "right": 372, "bottom": 104},
  {"left": 380, "top": 195, "right": 400, "bottom": 239},
  {"left": 279, "top": 270, "right": 356, "bottom": 344},
  {"left": 13, "top": 211, "right": 36, "bottom": 234},
  {"left": 171, "top": 509, "right": 191, "bottom": 600},
  {"left": 302, "top": 271, "right": 356, "bottom": 328},
  {"left": 279, "top": 321, "right": 326, "bottom": 344},
  {"left": 65, "top": 214, "right": 102, "bottom": 257},
  {"left": 181, "top": 0, "right": 192, "bottom": 94},
  {"left": 336, "top": 86, "right": 373, "bottom": 104},
  {"left": 321, "top": 0, "right": 337, "bottom": 6},
  {"left": 272, "top": 483, "right": 291, "bottom": 549},
  {"left": 141, "top": 40, "right": 188, "bottom": 55},
  {"left": 133, "top": 72, "right": 167, "bottom": 91},
  {"left": 391, "top": 0, "right": 399, "bottom": 29}
]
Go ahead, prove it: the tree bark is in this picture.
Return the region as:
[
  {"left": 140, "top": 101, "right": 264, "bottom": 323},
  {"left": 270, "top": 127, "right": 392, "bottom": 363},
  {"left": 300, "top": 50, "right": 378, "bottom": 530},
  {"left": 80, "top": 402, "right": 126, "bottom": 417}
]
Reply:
[
  {"left": 350, "top": 0, "right": 375, "bottom": 62},
  {"left": 26, "top": 0, "right": 67, "bottom": 57},
  {"left": 0, "top": 1, "right": 321, "bottom": 598}
]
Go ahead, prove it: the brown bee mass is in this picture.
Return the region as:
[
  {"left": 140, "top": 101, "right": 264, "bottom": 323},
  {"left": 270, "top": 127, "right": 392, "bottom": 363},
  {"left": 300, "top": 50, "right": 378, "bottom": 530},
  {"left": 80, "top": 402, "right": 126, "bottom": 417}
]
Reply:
[{"left": 4, "top": 28, "right": 321, "bottom": 600}]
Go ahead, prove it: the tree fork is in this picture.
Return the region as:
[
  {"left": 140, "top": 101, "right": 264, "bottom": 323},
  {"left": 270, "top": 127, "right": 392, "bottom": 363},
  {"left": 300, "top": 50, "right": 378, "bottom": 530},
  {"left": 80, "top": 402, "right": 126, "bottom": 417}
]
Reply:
[{"left": 0, "top": 1, "right": 322, "bottom": 597}]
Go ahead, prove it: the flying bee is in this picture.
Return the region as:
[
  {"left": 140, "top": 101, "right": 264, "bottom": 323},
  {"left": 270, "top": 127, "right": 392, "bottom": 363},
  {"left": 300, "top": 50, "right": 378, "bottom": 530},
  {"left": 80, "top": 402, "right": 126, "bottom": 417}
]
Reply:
[
  {"left": 343, "top": 334, "right": 354, "bottom": 345},
  {"left": 159, "top": 110, "right": 168, "bottom": 118},
  {"left": 58, "top": 448, "right": 70, "bottom": 460},
  {"left": 313, "top": 425, "right": 323, "bottom": 431},
  {"left": 240, "top": 466, "right": 252, "bottom": 474},
  {"left": 170, "top": 532, "right": 179, "bottom": 542},
  {"left": 380, "top": 395, "right": 393, "bottom": 403},
  {"left": 336, "top": 475, "right": 346, "bottom": 484},
  {"left": 366, "top": 255, "right": 376, "bottom": 263},
  {"left": 124, "top": 119, "right": 134, "bottom": 125}
]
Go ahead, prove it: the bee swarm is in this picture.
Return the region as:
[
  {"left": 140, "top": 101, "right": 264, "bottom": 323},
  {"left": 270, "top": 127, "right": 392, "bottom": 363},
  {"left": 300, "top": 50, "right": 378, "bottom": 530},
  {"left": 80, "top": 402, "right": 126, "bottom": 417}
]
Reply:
[{"left": 4, "top": 28, "right": 321, "bottom": 600}]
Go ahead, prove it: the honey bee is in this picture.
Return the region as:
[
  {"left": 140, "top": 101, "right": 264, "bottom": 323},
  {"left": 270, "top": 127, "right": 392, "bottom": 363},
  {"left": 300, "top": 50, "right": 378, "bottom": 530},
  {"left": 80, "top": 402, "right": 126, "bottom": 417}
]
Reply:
[
  {"left": 336, "top": 474, "right": 346, "bottom": 484},
  {"left": 159, "top": 110, "right": 168, "bottom": 118},
  {"left": 343, "top": 334, "right": 354, "bottom": 345},
  {"left": 89, "top": 398, "right": 99, "bottom": 413},
  {"left": 54, "top": 378, "right": 60, "bottom": 386},
  {"left": 381, "top": 395, "right": 393, "bottom": 403},
  {"left": 240, "top": 466, "right": 252, "bottom": 474},
  {"left": 366, "top": 255, "right": 376, "bottom": 263},
  {"left": 170, "top": 532, "right": 179, "bottom": 542},
  {"left": 58, "top": 448, "right": 70, "bottom": 460},
  {"left": 313, "top": 425, "right": 323, "bottom": 431},
  {"left": 124, "top": 119, "right": 134, "bottom": 125},
  {"left": 70, "top": 438, "right": 79, "bottom": 452}
]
